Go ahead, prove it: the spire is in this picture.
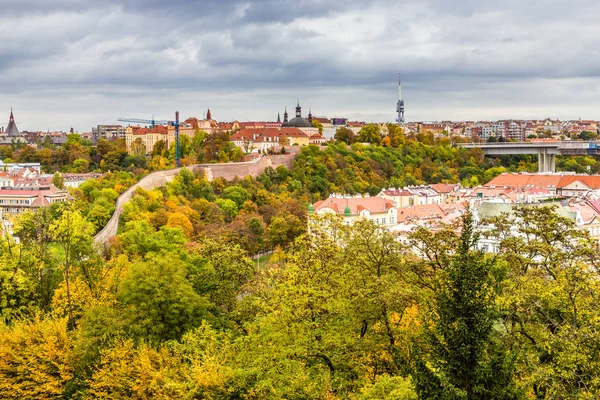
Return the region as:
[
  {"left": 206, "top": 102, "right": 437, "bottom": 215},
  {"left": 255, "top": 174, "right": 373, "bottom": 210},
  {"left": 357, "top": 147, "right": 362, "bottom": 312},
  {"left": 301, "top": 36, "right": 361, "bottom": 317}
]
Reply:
[
  {"left": 277, "top": 112, "right": 281, "bottom": 123},
  {"left": 283, "top": 106, "right": 288, "bottom": 123},
  {"left": 295, "top": 100, "right": 301, "bottom": 118},
  {"left": 308, "top": 107, "right": 313, "bottom": 123},
  {"left": 6, "top": 108, "right": 19, "bottom": 137}
]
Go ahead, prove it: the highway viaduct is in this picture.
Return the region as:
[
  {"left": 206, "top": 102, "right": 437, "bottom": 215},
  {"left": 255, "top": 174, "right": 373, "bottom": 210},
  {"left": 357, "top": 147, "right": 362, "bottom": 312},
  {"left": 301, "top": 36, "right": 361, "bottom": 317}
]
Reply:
[{"left": 460, "top": 141, "right": 600, "bottom": 173}]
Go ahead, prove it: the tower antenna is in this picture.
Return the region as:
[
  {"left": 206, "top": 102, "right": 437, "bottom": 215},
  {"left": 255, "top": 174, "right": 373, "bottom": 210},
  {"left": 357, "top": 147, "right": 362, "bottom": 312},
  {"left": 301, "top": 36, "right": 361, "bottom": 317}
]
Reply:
[{"left": 396, "top": 73, "right": 405, "bottom": 126}]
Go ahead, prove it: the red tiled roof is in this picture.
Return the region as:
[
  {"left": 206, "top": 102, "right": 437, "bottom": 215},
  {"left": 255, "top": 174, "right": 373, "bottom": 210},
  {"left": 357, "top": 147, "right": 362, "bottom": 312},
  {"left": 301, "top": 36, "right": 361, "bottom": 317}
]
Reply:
[
  {"left": 149, "top": 125, "right": 168, "bottom": 134},
  {"left": 431, "top": 183, "right": 457, "bottom": 194},
  {"left": 558, "top": 175, "right": 600, "bottom": 190},
  {"left": 279, "top": 127, "right": 308, "bottom": 137},
  {"left": 314, "top": 197, "right": 395, "bottom": 215},
  {"left": 487, "top": 173, "right": 562, "bottom": 189},
  {"left": 397, "top": 204, "right": 445, "bottom": 223},
  {"left": 382, "top": 189, "right": 414, "bottom": 196}
]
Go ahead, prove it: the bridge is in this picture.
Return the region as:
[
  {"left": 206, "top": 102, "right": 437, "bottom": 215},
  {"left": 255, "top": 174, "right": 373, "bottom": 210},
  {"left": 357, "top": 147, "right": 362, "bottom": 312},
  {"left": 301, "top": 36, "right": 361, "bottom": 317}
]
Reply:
[{"left": 460, "top": 141, "right": 600, "bottom": 172}]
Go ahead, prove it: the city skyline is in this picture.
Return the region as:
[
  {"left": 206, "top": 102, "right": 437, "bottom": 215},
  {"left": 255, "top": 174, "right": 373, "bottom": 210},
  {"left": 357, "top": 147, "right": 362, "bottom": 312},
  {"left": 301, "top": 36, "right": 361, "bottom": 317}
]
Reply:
[{"left": 2, "top": 0, "right": 600, "bottom": 131}]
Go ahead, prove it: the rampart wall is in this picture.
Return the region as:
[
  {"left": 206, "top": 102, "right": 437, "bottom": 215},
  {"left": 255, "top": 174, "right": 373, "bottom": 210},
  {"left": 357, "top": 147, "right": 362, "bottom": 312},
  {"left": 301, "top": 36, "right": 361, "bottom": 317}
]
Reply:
[{"left": 94, "top": 154, "right": 295, "bottom": 244}]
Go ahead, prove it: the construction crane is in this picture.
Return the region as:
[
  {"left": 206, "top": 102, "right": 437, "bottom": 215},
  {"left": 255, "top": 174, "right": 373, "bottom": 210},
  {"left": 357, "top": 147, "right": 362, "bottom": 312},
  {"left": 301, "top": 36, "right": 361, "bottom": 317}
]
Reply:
[
  {"left": 117, "top": 117, "right": 169, "bottom": 128},
  {"left": 117, "top": 112, "right": 182, "bottom": 168}
]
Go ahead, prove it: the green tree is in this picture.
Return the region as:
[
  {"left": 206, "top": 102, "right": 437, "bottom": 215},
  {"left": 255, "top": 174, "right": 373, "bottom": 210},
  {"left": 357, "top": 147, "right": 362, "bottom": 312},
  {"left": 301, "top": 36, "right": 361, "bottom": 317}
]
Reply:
[
  {"left": 49, "top": 206, "right": 97, "bottom": 329},
  {"left": 334, "top": 127, "right": 357, "bottom": 144},
  {"left": 312, "top": 119, "right": 324, "bottom": 134},
  {"left": 221, "top": 185, "right": 251, "bottom": 209},
  {"left": 52, "top": 172, "right": 65, "bottom": 189},
  {"left": 358, "top": 124, "right": 382, "bottom": 144},
  {"left": 413, "top": 212, "right": 519, "bottom": 399},
  {"left": 117, "top": 253, "right": 212, "bottom": 342}
]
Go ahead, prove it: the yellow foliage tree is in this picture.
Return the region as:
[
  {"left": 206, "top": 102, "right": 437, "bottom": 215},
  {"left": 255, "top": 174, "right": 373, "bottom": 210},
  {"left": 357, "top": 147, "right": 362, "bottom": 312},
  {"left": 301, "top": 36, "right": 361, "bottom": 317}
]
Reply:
[
  {"left": 167, "top": 212, "right": 194, "bottom": 238},
  {"left": 0, "top": 317, "right": 74, "bottom": 399}
]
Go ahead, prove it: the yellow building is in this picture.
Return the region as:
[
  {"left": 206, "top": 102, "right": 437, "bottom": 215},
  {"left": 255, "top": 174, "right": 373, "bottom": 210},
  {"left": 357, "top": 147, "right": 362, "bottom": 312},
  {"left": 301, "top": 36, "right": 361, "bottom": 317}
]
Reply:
[{"left": 125, "top": 126, "right": 169, "bottom": 154}]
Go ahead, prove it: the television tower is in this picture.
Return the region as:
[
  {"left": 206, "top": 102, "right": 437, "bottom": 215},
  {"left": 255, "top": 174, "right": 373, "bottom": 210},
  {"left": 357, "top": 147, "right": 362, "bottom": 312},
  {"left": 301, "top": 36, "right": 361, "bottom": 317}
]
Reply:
[{"left": 396, "top": 74, "right": 405, "bottom": 125}]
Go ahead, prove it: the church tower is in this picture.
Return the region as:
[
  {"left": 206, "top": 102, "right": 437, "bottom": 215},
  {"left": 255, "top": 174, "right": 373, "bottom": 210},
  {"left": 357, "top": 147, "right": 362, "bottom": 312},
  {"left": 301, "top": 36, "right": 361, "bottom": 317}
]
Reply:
[
  {"left": 206, "top": 108, "right": 212, "bottom": 120},
  {"left": 295, "top": 100, "right": 302, "bottom": 118},
  {"left": 282, "top": 106, "right": 289, "bottom": 126},
  {"left": 6, "top": 108, "right": 19, "bottom": 136},
  {"left": 308, "top": 107, "right": 313, "bottom": 123}
]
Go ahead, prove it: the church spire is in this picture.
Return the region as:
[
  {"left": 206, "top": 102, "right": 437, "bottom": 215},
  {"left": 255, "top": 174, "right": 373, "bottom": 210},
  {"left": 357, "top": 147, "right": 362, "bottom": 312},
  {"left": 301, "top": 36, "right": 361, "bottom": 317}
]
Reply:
[
  {"left": 308, "top": 107, "right": 313, "bottom": 123},
  {"left": 295, "top": 100, "right": 301, "bottom": 118},
  {"left": 277, "top": 112, "right": 281, "bottom": 123},
  {"left": 283, "top": 106, "right": 288, "bottom": 125},
  {"left": 6, "top": 107, "right": 19, "bottom": 137}
]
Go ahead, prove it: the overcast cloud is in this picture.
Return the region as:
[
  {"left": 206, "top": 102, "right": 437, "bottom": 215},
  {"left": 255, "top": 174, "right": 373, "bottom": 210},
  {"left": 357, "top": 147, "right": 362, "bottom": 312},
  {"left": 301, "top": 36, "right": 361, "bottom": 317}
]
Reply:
[{"left": 1, "top": 0, "right": 599, "bottom": 131}]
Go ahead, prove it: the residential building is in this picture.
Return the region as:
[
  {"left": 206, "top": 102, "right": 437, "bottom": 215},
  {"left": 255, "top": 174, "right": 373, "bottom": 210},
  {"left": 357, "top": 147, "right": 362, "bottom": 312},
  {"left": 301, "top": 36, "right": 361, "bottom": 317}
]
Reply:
[
  {"left": 92, "top": 125, "right": 126, "bottom": 142},
  {"left": 0, "top": 185, "right": 71, "bottom": 216},
  {"left": 231, "top": 127, "right": 310, "bottom": 153},
  {"left": 310, "top": 195, "right": 397, "bottom": 226},
  {"left": 125, "top": 125, "right": 168, "bottom": 154},
  {"left": 63, "top": 173, "right": 103, "bottom": 188}
]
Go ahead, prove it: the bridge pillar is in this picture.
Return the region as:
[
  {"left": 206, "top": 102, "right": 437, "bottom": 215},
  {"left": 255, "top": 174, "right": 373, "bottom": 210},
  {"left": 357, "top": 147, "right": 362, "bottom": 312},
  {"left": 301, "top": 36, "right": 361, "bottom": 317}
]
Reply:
[{"left": 537, "top": 150, "right": 556, "bottom": 173}]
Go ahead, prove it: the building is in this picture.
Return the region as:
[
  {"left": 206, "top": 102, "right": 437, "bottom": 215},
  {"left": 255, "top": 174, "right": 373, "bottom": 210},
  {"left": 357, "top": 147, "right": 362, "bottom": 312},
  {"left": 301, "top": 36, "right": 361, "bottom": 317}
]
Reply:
[
  {"left": 231, "top": 127, "right": 310, "bottom": 153},
  {"left": 310, "top": 195, "right": 398, "bottom": 226},
  {"left": 0, "top": 185, "right": 71, "bottom": 216},
  {"left": 378, "top": 188, "right": 418, "bottom": 208},
  {"left": 281, "top": 101, "right": 319, "bottom": 136},
  {"left": 92, "top": 125, "right": 126, "bottom": 142},
  {"left": 556, "top": 175, "right": 600, "bottom": 197},
  {"left": 62, "top": 173, "right": 103, "bottom": 188},
  {"left": 125, "top": 125, "right": 169, "bottom": 154}
]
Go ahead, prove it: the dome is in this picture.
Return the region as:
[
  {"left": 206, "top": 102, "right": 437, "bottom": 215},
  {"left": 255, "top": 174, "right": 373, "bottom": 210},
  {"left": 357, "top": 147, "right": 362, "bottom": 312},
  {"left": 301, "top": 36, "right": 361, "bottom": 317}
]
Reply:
[
  {"left": 344, "top": 205, "right": 352, "bottom": 217},
  {"left": 287, "top": 116, "right": 313, "bottom": 128}
]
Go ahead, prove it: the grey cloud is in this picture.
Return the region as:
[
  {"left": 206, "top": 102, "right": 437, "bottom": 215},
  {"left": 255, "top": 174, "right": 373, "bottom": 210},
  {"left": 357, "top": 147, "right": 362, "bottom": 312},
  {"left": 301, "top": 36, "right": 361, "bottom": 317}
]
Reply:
[{"left": 1, "top": 0, "right": 600, "bottom": 130}]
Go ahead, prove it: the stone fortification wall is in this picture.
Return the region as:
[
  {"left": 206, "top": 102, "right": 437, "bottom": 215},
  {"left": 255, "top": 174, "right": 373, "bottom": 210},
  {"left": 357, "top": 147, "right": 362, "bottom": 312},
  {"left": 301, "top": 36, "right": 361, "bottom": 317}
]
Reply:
[
  {"left": 94, "top": 154, "right": 296, "bottom": 245},
  {"left": 200, "top": 154, "right": 295, "bottom": 181}
]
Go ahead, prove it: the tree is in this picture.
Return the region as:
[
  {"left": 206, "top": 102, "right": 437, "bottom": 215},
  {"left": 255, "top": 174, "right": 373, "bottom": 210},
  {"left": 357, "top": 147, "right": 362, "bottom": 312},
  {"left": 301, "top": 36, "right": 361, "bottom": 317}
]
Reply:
[
  {"left": 358, "top": 124, "right": 381, "bottom": 144},
  {"left": 215, "top": 198, "right": 238, "bottom": 219},
  {"left": 579, "top": 130, "right": 597, "bottom": 141},
  {"left": 0, "top": 317, "right": 74, "bottom": 399},
  {"left": 52, "top": 172, "right": 65, "bottom": 189},
  {"left": 493, "top": 205, "right": 600, "bottom": 398},
  {"left": 117, "top": 253, "right": 212, "bottom": 342},
  {"left": 167, "top": 212, "right": 194, "bottom": 238},
  {"left": 413, "top": 212, "right": 519, "bottom": 399},
  {"left": 221, "top": 185, "right": 251, "bottom": 209},
  {"left": 49, "top": 206, "right": 96, "bottom": 329},
  {"left": 312, "top": 119, "right": 324, "bottom": 134},
  {"left": 279, "top": 135, "right": 290, "bottom": 146},
  {"left": 130, "top": 138, "right": 146, "bottom": 156},
  {"left": 151, "top": 140, "right": 166, "bottom": 157},
  {"left": 334, "top": 127, "right": 357, "bottom": 144}
]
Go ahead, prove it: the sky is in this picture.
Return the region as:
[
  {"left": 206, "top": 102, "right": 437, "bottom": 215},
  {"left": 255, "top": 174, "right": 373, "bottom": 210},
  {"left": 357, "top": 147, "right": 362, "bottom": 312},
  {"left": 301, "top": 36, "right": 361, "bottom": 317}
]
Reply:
[{"left": 1, "top": 0, "right": 600, "bottom": 131}]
